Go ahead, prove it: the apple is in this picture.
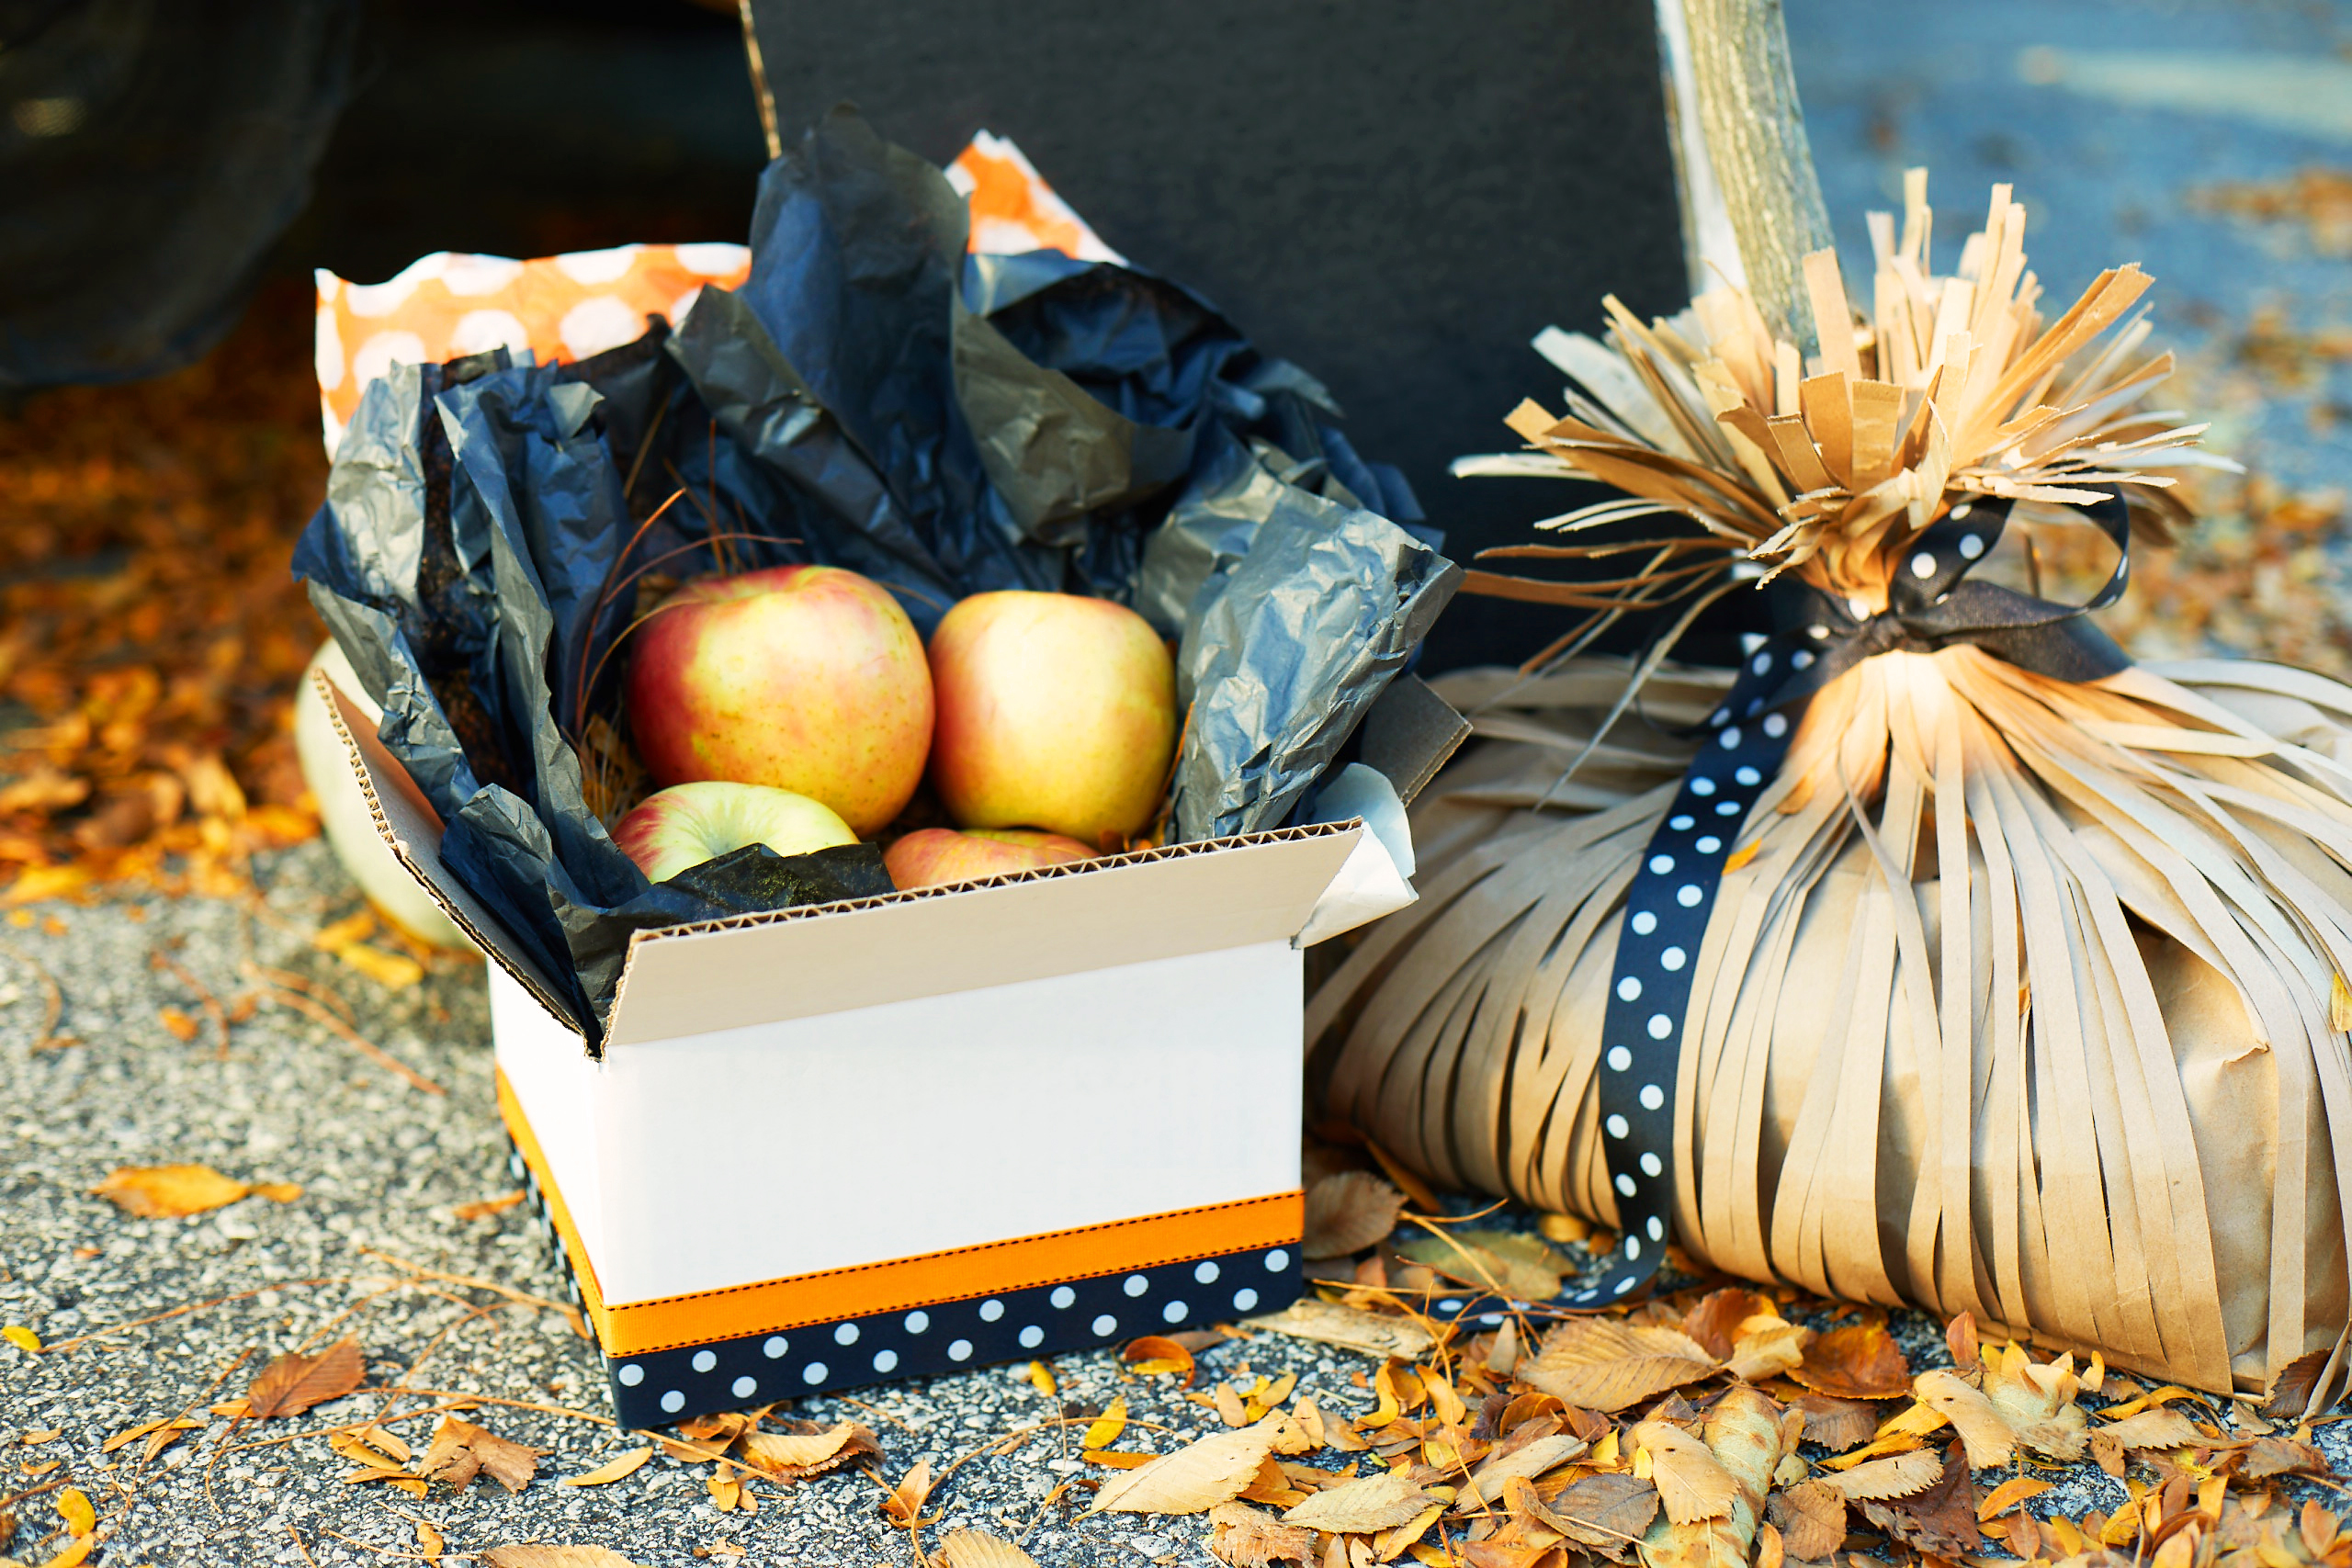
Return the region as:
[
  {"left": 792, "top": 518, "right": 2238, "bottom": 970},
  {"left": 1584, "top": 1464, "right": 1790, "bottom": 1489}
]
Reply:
[
  {"left": 612, "top": 781, "right": 858, "bottom": 885},
  {"left": 884, "top": 827, "right": 1097, "bottom": 890},
  {"left": 927, "top": 592, "right": 1178, "bottom": 843},
  {"left": 626, "top": 564, "right": 933, "bottom": 836}
]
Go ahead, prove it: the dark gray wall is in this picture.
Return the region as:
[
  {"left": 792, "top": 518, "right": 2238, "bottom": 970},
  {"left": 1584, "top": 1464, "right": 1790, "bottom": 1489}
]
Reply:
[{"left": 751, "top": 0, "right": 1692, "bottom": 671}]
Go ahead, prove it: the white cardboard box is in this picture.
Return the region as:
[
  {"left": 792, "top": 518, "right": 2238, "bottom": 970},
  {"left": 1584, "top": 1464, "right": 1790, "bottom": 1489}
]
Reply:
[{"left": 320, "top": 673, "right": 1412, "bottom": 1425}]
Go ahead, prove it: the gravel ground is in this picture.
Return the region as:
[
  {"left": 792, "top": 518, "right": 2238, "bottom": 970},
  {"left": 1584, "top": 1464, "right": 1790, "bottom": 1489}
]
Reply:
[
  {"left": 5, "top": 841, "right": 2348, "bottom": 1568},
  {"left": 0, "top": 840, "right": 1413, "bottom": 1567}
]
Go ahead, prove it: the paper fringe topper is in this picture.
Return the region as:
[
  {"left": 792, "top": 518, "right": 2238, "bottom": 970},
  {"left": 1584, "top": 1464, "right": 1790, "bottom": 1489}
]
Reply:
[{"left": 1309, "top": 176, "right": 2351, "bottom": 1404}]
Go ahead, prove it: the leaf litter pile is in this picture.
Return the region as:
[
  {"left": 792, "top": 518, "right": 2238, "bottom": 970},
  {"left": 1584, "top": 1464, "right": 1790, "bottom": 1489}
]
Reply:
[
  {"left": 984, "top": 1148, "right": 2352, "bottom": 1568},
  {"left": 0, "top": 282, "right": 328, "bottom": 909},
  {"left": 17, "top": 1149, "right": 2345, "bottom": 1568}
]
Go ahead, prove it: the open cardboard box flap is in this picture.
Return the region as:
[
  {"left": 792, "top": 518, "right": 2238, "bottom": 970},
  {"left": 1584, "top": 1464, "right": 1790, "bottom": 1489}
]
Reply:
[{"left": 319, "top": 671, "right": 1395, "bottom": 1050}]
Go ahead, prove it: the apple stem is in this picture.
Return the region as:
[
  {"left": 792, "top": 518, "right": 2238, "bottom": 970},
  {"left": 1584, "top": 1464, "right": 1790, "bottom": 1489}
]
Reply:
[
  {"left": 566, "top": 532, "right": 799, "bottom": 738},
  {"left": 571, "top": 485, "right": 694, "bottom": 733}
]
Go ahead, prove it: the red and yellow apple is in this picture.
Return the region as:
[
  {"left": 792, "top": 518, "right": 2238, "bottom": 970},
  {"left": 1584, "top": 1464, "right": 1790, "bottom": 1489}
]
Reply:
[
  {"left": 926, "top": 592, "right": 1177, "bottom": 843},
  {"left": 611, "top": 781, "right": 858, "bottom": 884},
  {"left": 626, "top": 564, "right": 932, "bottom": 836},
  {"left": 884, "top": 827, "right": 1096, "bottom": 890}
]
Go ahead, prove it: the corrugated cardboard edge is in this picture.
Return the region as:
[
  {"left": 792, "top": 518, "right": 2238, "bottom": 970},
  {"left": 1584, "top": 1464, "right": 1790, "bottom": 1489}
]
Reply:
[
  {"left": 605, "top": 821, "right": 1361, "bottom": 1029},
  {"left": 318, "top": 665, "right": 1367, "bottom": 1054},
  {"left": 313, "top": 667, "right": 584, "bottom": 1037}
]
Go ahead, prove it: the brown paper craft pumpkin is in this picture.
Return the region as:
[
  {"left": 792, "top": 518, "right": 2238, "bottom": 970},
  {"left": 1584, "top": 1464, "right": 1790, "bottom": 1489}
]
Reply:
[{"left": 1307, "top": 175, "right": 2352, "bottom": 1404}]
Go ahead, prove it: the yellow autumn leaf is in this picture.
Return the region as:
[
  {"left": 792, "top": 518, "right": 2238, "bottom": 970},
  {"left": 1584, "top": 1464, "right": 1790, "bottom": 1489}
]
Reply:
[
  {"left": 4, "top": 1323, "right": 41, "bottom": 1352},
  {"left": 1281, "top": 1471, "right": 1439, "bottom": 1533},
  {"left": 1027, "top": 1360, "right": 1057, "bottom": 1397},
  {"left": 933, "top": 1529, "right": 1041, "bottom": 1568},
  {"left": 1821, "top": 1449, "right": 1943, "bottom": 1502},
  {"left": 312, "top": 911, "right": 375, "bottom": 952},
  {"left": 1634, "top": 1421, "right": 1740, "bottom": 1525},
  {"left": 58, "top": 1486, "right": 96, "bottom": 1535},
  {"left": 336, "top": 942, "right": 424, "bottom": 990},
  {"left": 1977, "top": 1475, "right": 2052, "bottom": 1520},
  {"left": 561, "top": 1445, "right": 654, "bottom": 1486},
  {"left": 1083, "top": 1396, "right": 1130, "bottom": 1451},
  {"left": 158, "top": 1005, "right": 200, "bottom": 1042},
  {"left": 90, "top": 1163, "right": 252, "bottom": 1217},
  {"left": 1083, "top": 1450, "right": 1159, "bottom": 1469},
  {"left": 1088, "top": 1416, "right": 1287, "bottom": 1516}
]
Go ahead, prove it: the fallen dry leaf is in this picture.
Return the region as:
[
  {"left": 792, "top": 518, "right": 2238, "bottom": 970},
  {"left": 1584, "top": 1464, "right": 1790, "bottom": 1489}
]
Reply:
[
  {"left": 1207, "top": 1500, "right": 1317, "bottom": 1568},
  {"left": 1913, "top": 1368, "right": 2014, "bottom": 1468},
  {"left": 1976, "top": 1475, "right": 2051, "bottom": 1520},
  {"left": 1082, "top": 1450, "right": 1159, "bottom": 1469},
  {"left": 2243, "top": 1434, "right": 2331, "bottom": 1479},
  {"left": 1526, "top": 1472, "right": 1661, "bottom": 1559},
  {"left": 452, "top": 1191, "right": 526, "bottom": 1222},
  {"left": 1788, "top": 1393, "right": 1875, "bottom": 1452},
  {"left": 2263, "top": 1347, "right": 2335, "bottom": 1417},
  {"left": 130, "top": 1417, "right": 201, "bottom": 1463},
  {"left": 1636, "top": 1420, "right": 1741, "bottom": 1525},
  {"left": 1303, "top": 1170, "right": 1408, "bottom": 1258},
  {"left": 879, "top": 1459, "right": 933, "bottom": 1527},
  {"left": 1945, "top": 1311, "right": 1980, "bottom": 1372},
  {"left": 1680, "top": 1288, "right": 1776, "bottom": 1360},
  {"left": 326, "top": 1428, "right": 409, "bottom": 1472},
  {"left": 740, "top": 1424, "right": 855, "bottom": 1472},
  {"left": 414, "top": 1519, "right": 445, "bottom": 1562},
  {"left": 1982, "top": 1347, "right": 2089, "bottom": 1460},
  {"left": 561, "top": 1446, "right": 653, "bottom": 1486},
  {"left": 336, "top": 942, "right": 424, "bottom": 989},
  {"left": 55, "top": 1488, "right": 94, "bottom": 1537},
  {"left": 1397, "top": 1229, "right": 1563, "bottom": 1300},
  {"left": 1857, "top": 1439, "right": 1979, "bottom": 1559},
  {"left": 480, "top": 1550, "right": 644, "bottom": 1568},
  {"left": 1281, "top": 1469, "right": 1437, "bottom": 1533},
  {"left": 1727, "top": 1321, "right": 1812, "bottom": 1383},
  {"left": 1089, "top": 1417, "right": 1285, "bottom": 1516},
  {"left": 1821, "top": 1449, "right": 1941, "bottom": 1502},
  {"left": 738, "top": 1421, "right": 878, "bottom": 1482},
  {"left": 1766, "top": 1480, "right": 1847, "bottom": 1561},
  {"left": 2099, "top": 1406, "right": 2204, "bottom": 1451},
  {"left": 933, "top": 1528, "right": 1039, "bottom": 1568},
  {"left": 91, "top": 1164, "right": 244, "bottom": 1217},
  {"left": 1, "top": 1326, "right": 39, "bottom": 1354},
  {"left": 1083, "top": 1397, "right": 1129, "bottom": 1451},
  {"left": 1243, "top": 1298, "right": 1435, "bottom": 1361},
  {"left": 1792, "top": 1322, "right": 1910, "bottom": 1399},
  {"left": 1123, "top": 1335, "right": 1197, "bottom": 1385},
  {"left": 158, "top": 1006, "right": 198, "bottom": 1043},
  {"left": 246, "top": 1337, "right": 364, "bottom": 1419},
  {"left": 421, "top": 1416, "right": 544, "bottom": 1494},
  {"left": 311, "top": 911, "right": 375, "bottom": 952},
  {"left": 1521, "top": 1318, "right": 1721, "bottom": 1412},
  {"left": 1456, "top": 1432, "right": 1588, "bottom": 1509}
]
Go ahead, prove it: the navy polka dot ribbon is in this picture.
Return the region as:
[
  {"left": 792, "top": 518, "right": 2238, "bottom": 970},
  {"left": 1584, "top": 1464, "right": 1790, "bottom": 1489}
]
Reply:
[{"left": 1408, "top": 491, "right": 2141, "bottom": 1323}]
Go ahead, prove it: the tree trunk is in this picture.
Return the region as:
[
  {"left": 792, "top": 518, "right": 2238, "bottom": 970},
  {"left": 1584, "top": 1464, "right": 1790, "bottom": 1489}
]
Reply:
[{"left": 1660, "top": 0, "right": 1833, "bottom": 352}]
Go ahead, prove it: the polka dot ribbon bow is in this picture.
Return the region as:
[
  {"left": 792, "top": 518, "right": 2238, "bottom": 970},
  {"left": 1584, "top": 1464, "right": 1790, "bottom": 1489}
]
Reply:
[
  {"left": 1396, "top": 492, "right": 2134, "bottom": 1333},
  {"left": 1571, "top": 487, "right": 2136, "bottom": 1311}
]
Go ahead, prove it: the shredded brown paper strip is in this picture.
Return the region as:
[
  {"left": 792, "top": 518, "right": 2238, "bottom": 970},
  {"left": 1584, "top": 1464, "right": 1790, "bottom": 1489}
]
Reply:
[{"left": 1307, "top": 175, "right": 2352, "bottom": 1400}]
